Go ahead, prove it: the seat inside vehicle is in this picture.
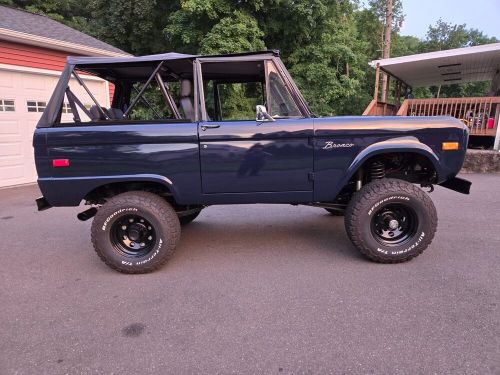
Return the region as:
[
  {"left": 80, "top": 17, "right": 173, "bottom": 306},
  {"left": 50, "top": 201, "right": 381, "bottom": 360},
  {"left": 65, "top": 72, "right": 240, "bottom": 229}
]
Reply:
[{"left": 179, "top": 79, "right": 194, "bottom": 121}]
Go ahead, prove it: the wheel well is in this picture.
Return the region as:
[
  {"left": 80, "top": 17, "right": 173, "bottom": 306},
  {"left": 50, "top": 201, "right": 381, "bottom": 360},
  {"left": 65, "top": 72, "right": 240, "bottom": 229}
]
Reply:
[
  {"left": 359, "top": 152, "right": 438, "bottom": 185},
  {"left": 332, "top": 152, "right": 438, "bottom": 207},
  {"left": 84, "top": 181, "right": 174, "bottom": 205}
]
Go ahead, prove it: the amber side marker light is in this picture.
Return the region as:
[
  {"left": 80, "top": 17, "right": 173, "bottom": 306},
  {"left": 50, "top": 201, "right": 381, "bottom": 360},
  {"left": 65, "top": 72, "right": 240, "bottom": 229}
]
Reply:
[{"left": 442, "top": 142, "right": 459, "bottom": 151}]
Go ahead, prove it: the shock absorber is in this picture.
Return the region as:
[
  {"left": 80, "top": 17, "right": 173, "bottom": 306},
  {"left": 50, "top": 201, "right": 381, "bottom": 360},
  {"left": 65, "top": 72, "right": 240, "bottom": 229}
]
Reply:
[{"left": 370, "top": 161, "right": 386, "bottom": 180}]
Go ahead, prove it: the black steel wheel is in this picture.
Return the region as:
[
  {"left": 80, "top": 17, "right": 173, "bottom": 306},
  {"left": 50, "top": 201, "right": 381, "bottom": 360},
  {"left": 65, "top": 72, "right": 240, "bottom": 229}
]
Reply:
[
  {"left": 91, "top": 191, "right": 181, "bottom": 273},
  {"left": 344, "top": 178, "right": 437, "bottom": 263},
  {"left": 370, "top": 204, "right": 418, "bottom": 246},
  {"left": 110, "top": 214, "right": 157, "bottom": 257}
]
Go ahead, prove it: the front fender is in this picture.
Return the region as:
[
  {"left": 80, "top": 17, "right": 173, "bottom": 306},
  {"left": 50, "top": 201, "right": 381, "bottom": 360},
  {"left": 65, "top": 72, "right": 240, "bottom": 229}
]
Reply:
[
  {"left": 38, "top": 174, "right": 178, "bottom": 206},
  {"left": 346, "top": 136, "right": 440, "bottom": 181},
  {"left": 330, "top": 137, "right": 441, "bottom": 198}
]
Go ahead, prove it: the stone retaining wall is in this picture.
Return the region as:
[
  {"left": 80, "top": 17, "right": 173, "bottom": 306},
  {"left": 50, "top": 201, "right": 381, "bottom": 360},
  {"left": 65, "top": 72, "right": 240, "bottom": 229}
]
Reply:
[{"left": 461, "top": 150, "right": 500, "bottom": 173}]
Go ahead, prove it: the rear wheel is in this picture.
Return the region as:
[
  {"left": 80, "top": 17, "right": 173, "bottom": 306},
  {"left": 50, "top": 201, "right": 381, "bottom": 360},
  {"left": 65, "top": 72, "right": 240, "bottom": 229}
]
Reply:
[
  {"left": 344, "top": 178, "right": 437, "bottom": 263},
  {"left": 91, "top": 191, "right": 181, "bottom": 273}
]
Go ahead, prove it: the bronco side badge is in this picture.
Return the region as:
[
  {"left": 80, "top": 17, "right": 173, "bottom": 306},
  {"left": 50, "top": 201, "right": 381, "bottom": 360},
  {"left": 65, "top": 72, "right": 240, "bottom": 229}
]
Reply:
[{"left": 323, "top": 142, "right": 355, "bottom": 149}]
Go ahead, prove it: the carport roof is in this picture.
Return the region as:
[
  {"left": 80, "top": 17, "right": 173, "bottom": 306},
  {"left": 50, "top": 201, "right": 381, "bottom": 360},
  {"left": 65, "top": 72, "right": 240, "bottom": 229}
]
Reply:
[{"left": 370, "top": 42, "right": 500, "bottom": 87}]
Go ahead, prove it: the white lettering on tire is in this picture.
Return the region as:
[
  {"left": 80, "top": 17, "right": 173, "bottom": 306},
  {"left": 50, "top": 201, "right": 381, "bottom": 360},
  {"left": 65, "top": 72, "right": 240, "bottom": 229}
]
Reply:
[
  {"left": 376, "top": 232, "right": 426, "bottom": 256},
  {"left": 135, "top": 239, "right": 163, "bottom": 265},
  {"left": 368, "top": 196, "right": 410, "bottom": 216},
  {"left": 101, "top": 208, "right": 138, "bottom": 231}
]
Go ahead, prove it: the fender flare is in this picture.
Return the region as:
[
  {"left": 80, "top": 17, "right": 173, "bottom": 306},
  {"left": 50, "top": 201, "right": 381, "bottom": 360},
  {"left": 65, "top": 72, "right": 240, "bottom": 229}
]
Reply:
[{"left": 341, "top": 137, "right": 441, "bottom": 188}]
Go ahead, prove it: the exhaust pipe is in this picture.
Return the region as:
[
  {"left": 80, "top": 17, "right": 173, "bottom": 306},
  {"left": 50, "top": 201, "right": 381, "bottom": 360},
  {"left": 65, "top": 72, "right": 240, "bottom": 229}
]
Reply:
[{"left": 77, "top": 207, "right": 98, "bottom": 221}]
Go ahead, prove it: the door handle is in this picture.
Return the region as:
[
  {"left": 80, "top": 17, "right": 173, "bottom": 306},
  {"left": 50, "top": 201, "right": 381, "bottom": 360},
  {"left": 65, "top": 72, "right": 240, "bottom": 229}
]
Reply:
[{"left": 201, "top": 124, "right": 221, "bottom": 131}]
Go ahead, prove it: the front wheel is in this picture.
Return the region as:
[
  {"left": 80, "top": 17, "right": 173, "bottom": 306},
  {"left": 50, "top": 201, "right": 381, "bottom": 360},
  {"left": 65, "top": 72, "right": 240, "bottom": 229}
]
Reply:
[
  {"left": 344, "top": 178, "right": 437, "bottom": 263},
  {"left": 91, "top": 191, "right": 181, "bottom": 273}
]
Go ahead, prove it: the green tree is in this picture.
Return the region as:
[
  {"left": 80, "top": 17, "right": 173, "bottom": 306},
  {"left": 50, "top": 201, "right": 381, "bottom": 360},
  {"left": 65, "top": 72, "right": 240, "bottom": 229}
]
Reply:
[{"left": 87, "top": 0, "right": 177, "bottom": 55}]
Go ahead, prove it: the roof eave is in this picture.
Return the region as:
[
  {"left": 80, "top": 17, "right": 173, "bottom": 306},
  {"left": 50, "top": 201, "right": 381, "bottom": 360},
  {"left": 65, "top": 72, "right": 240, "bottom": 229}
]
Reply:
[
  {"left": 370, "top": 42, "right": 500, "bottom": 68},
  {"left": 0, "top": 27, "right": 130, "bottom": 57}
]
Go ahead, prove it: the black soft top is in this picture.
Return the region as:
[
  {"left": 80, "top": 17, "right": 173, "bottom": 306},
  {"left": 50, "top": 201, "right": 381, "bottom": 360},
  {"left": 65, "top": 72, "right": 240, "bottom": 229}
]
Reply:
[
  {"left": 68, "top": 50, "right": 280, "bottom": 82},
  {"left": 68, "top": 50, "right": 279, "bottom": 66}
]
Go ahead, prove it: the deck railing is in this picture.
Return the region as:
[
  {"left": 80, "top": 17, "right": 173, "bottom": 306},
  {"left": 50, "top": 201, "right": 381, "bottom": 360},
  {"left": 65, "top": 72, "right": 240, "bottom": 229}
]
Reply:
[
  {"left": 396, "top": 97, "right": 500, "bottom": 136},
  {"left": 362, "top": 99, "right": 398, "bottom": 116}
]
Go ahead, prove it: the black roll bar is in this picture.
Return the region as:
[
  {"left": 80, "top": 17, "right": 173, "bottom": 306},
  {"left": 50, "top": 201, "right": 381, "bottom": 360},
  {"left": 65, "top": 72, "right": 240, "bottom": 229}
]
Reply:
[
  {"left": 123, "top": 61, "right": 164, "bottom": 118},
  {"left": 72, "top": 70, "right": 109, "bottom": 119},
  {"left": 155, "top": 73, "right": 181, "bottom": 119}
]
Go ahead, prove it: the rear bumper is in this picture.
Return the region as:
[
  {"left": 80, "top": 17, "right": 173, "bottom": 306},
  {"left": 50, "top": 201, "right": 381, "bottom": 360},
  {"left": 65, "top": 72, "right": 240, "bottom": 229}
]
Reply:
[
  {"left": 438, "top": 177, "right": 471, "bottom": 194},
  {"left": 36, "top": 196, "right": 52, "bottom": 211}
]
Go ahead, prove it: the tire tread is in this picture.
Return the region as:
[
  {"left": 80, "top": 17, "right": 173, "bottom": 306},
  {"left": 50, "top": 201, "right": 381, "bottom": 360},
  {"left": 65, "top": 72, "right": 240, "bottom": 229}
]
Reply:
[
  {"left": 91, "top": 191, "right": 181, "bottom": 274},
  {"left": 345, "top": 178, "right": 437, "bottom": 263}
]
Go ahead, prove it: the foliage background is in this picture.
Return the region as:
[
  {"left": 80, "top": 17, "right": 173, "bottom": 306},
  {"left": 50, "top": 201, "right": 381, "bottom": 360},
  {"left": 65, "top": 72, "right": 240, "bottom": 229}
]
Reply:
[{"left": 1, "top": 0, "right": 497, "bottom": 116}]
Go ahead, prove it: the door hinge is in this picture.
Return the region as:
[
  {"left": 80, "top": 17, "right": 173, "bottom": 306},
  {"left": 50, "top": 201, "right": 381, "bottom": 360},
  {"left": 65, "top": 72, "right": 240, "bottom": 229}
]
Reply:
[{"left": 308, "top": 172, "right": 315, "bottom": 181}]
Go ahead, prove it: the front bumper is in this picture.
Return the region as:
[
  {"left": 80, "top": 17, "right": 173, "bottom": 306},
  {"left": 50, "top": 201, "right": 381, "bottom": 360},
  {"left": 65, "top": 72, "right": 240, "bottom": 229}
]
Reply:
[{"left": 439, "top": 177, "right": 471, "bottom": 194}]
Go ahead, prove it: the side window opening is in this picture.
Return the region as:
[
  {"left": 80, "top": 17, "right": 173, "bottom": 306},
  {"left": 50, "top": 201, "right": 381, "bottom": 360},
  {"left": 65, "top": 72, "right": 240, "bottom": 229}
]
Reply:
[
  {"left": 56, "top": 62, "right": 187, "bottom": 126},
  {"left": 201, "top": 60, "right": 266, "bottom": 121},
  {"left": 204, "top": 80, "right": 265, "bottom": 121},
  {"left": 200, "top": 59, "right": 303, "bottom": 122}
]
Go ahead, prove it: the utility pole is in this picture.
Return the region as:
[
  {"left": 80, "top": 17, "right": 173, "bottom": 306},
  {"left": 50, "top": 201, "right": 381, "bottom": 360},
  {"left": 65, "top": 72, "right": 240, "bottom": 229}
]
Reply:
[{"left": 381, "top": 0, "right": 392, "bottom": 103}]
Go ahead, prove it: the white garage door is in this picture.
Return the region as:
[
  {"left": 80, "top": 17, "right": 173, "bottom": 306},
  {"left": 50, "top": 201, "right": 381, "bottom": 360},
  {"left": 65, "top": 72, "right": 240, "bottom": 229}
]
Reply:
[{"left": 0, "top": 67, "right": 109, "bottom": 188}]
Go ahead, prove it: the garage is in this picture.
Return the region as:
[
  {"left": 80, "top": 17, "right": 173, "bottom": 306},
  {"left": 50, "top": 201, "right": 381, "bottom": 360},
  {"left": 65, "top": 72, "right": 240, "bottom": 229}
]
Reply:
[
  {"left": 0, "top": 67, "right": 112, "bottom": 187},
  {"left": 0, "top": 5, "right": 129, "bottom": 188}
]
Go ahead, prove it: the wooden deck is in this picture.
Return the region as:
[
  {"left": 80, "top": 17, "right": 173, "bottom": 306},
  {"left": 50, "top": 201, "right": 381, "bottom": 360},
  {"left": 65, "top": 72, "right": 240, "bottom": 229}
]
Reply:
[{"left": 363, "top": 96, "right": 500, "bottom": 137}]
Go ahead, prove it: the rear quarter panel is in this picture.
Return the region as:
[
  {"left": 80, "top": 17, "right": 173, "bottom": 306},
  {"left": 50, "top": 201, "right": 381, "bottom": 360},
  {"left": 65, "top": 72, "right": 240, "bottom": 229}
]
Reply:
[{"left": 34, "top": 122, "right": 201, "bottom": 206}]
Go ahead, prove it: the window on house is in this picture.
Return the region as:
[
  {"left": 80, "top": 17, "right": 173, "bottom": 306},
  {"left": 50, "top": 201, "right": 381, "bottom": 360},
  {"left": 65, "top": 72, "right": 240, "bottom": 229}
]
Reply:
[
  {"left": 27, "top": 101, "right": 47, "bottom": 112},
  {"left": 62, "top": 103, "right": 72, "bottom": 114},
  {"left": 0, "top": 99, "right": 15, "bottom": 112}
]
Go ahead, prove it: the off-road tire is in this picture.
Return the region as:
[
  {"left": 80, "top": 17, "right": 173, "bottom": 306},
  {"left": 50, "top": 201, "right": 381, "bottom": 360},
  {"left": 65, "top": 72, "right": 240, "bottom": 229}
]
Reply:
[
  {"left": 344, "top": 178, "right": 437, "bottom": 263},
  {"left": 91, "top": 191, "right": 181, "bottom": 273},
  {"left": 178, "top": 209, "right": 202, "bottom": 226},
  {"left": 325, "top": 208, "right": 344, "bottom": 216}
]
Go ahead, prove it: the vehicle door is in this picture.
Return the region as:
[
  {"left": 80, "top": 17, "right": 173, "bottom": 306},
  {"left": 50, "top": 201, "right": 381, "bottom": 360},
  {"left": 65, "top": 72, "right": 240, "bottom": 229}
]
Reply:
[{"left": 197, "top": 58, "right": 314, "bottom": 194}]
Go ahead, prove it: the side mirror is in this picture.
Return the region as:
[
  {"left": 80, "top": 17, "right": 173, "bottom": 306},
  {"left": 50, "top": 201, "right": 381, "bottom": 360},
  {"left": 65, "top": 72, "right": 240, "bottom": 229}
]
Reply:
[{"left": 256, "top": 105, "right": 275, "bottom": 122}]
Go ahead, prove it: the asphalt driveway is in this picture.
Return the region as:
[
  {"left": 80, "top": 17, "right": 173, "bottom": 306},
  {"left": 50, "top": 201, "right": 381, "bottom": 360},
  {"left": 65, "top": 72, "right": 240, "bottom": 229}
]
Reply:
[{"left": 1, "top": 174, "right": 499, "bottom": 374}]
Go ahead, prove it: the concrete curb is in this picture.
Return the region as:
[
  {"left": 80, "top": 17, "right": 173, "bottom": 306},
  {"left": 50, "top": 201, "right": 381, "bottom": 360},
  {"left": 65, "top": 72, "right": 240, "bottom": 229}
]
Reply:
[{"left": 461, "top": 150, "right": 500, "bottom": 173}]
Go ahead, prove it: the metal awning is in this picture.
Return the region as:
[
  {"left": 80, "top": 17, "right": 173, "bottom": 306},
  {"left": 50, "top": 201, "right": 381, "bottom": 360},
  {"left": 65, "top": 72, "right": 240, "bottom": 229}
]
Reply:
[{"left": 370, "top": 42, "right": 500, "bottom": 87}]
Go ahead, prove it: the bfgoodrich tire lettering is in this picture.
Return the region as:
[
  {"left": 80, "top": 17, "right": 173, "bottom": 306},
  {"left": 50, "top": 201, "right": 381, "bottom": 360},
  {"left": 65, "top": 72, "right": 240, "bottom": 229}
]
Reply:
[
  {"left": 91, "top": 191, "right": 181, "bottom": 273},
  {"left": 344, "top": 178, "right": 437, "bottom": 263}
]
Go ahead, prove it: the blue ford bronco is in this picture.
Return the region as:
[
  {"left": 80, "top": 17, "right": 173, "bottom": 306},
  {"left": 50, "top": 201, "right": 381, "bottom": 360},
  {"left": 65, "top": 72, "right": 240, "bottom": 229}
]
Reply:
[{"left": 34, "top": 51, "right": 471, "bottom": 273}]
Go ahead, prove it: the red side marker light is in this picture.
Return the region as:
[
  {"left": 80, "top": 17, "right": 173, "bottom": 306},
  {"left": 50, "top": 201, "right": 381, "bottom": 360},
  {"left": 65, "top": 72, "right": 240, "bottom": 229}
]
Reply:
[{"left": 52, "top": 159, "right": 70, "bottom": 167}]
